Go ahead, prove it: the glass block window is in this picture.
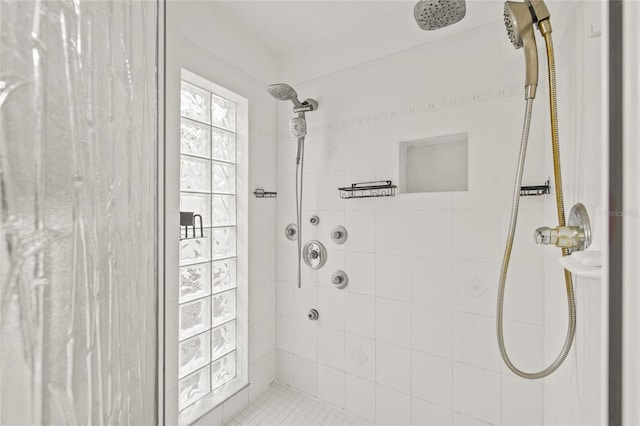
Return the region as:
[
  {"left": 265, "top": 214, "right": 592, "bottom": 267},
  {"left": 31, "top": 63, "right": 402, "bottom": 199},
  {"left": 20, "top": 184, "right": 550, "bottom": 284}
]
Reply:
[{"left": 179, "top": 81, "right": 238, "bottom": 411}]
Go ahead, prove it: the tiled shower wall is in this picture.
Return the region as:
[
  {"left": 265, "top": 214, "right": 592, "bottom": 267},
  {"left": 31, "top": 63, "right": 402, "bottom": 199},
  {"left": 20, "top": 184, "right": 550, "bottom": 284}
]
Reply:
[
  {"left": 275, "top": 17, "right": 552, "bottom": 426},
  {"left": 542, "top": 2, "right": 606, "bottom": 424}
]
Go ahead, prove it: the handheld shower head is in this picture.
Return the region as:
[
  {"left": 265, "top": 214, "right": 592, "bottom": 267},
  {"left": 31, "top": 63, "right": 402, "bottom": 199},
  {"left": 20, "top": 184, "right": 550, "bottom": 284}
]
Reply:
[
  {"left": 289, "top": 117, "right": 307, "bottom": 138},
  {"left": 504, "top": 1, "right": 538, "bottom": 99},
  {"left": 414, "top": 0, "right": 466, "bottom": 31},
  {"left": 267, "top": 83, "right": 302, "bottom": 107}
]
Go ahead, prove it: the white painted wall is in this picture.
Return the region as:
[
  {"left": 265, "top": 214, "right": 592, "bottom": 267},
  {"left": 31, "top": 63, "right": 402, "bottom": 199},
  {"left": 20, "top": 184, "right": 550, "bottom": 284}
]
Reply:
[
  {"left": 165, "top": 2, "right": 279, "bottom": 424},
  {"left": 275, "top": 6, "right": 554, "bottom": 424}
]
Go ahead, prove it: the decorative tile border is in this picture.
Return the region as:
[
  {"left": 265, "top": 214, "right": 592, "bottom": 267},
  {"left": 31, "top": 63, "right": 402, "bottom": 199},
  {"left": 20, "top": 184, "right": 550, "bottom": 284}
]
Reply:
[{"left": 304, "top": 84, "right": 525, "bottom": 135}]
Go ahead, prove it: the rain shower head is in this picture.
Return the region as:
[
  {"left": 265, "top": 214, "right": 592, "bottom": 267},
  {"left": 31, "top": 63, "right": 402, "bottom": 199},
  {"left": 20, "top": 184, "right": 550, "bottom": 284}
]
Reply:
[
  {"left": 414, "top": 0, "right": 466, "bottom": 31},
  {"left": 267, "top": 83, "right": 301, "bottom": 105},
  {"left": 266, "top": 83, "right": 319, "bottom": 113}
]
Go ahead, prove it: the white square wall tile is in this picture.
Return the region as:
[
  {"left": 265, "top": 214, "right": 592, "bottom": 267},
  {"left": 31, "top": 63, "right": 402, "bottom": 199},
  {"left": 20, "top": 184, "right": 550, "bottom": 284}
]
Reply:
[
  {"left": 452, "top": 261, "right": 500, "bottom": 317},
  {"left": 375, "top": 341, "right": 411, "bottom": 394},
  {"left": 453, "top": 362, "right": 501, "bottom": 425},
  {"left": 276, "top": 350, "right": 293, "bottom": 385},
  {"left": 411, "top": 210, "right": 453, "bottom": 260},
  {"left": 317, "top": 210, "right": 346, "bottom": 249},
  {"left": 412, "top": 398, "right": 452, "bottom": 426},
  {"left": 345, "top": 293, "right": 375, "bottom": 338},
  {"left": 277, "top": 244, "right": 297, "bottom": 282},
  {"left": 376, "top": 254, "right": 411, "bottom": 302},
  {"left": 376, "top": 210, "right": 412, "bottom": 256},
  {"left": 411, "top": 258, "right": 452, "bottom": 308},
  {"left": 502, "top": 265, "right": 544, "bottom": 325},
  {"left": 453, "top": 412, "right": 492, "bottom": 425},
  {"left": 345, "top": 333, "right": 376, "bottom": 381},
  {"left": 317, "top": 171, "right": 346, "bottom": 211},
  {"left": 293, "top": 319, "right": 317, "bottom": 361},
  {"left": 293, "top": 284, "right": 318, "bottom": 321},
  {"left": 249, "top": 321, "right": 271, "bottom": 363},
  {"left": 452, "top": 210, "right": 502, "bottom": 263},
  {"left": 318, "top": 364, "right": 346, "bottom": 409},
  {"left": 293, "top": 355, "right": 318, "bottom": 397},
  {"left": 412, "top": 351, "right": 452, "bottom": 408},
  {"left": 499, "top": 320, "right": 545, "bottom": 374},
  {"left": 317, "top": 326, "right": 345, "bottom": 370},
  {"left": 318, "top": 249, "right": 346, "bottom": 288},
  {"left": 345, "top": 126, "right": 377, "bottom": 176},
  {"left": 376, "top": 298, "right": 411, "bottom": 348},
  {"left": 501, "top": 208, "right": 545, "bottom": 267},
  {"left": 411, "top": 191, "right": 453, "bottom": 211},
  {"left": 277, "top": 315, "right": 293, "bottom": 352},
  {"left": 249, "top": 353, "right": 272, "bottom": 402},
  {"left": 376, "top": 385, "right": 411, "bottom": 426},
  {"left": 317, "top": 287, "right": 345, "bottom": 330},
  {"left": 412, "top": 305, "right": 453, "bottom": 358},
  {"left": 345, "top": 211, "right": 376, "bottom": 253},
  {"left": 501, "top": 375, "right": 543, "bottom": 425},
  {"left": 345, "top": 251, "right": 376, "bottom": 296},
  {"left": 345, "top": 374, "right": 376, "bottom": 422},
  {"left": 453, "top": 311, "right": 502, "bottom": 372},
  {"left": 277, "top": 280, "right": 293, "bottom": 317}
]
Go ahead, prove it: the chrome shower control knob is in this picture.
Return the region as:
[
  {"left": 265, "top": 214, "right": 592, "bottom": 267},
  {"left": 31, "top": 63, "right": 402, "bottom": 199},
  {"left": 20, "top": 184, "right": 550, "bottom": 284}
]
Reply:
[
  {"left": 310, "top": 215, "right": 320, "bottom": 226},
  {"left": 308, "top": 309, "right": 319, "bottom": 321},
  {"left": 533, "top": 204, "right": 591, "bottom": 253},
  {"left": 303, "top": 240, "right": 327, "bottom": 269},
  {"left": 534, "top": 227, "right": 557, "bottom": 245},
  {"left": 331, "top": 270, "right": 348, "bottom": 289}
]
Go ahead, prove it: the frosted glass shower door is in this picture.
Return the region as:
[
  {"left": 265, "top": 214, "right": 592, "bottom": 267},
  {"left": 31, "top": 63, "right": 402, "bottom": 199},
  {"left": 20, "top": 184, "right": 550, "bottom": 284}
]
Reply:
[{"left": 0, "top": 1, "right": 159, "bottom": 424}]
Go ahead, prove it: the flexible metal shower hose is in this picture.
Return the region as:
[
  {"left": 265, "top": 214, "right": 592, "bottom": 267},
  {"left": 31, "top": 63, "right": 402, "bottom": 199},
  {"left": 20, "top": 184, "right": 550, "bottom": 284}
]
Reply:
[
  {"left": 497, "top": 32, "right": 577, "bottom": 379},
  {"left": 295, "top": 139, "right": 305, "bottom": 288}
]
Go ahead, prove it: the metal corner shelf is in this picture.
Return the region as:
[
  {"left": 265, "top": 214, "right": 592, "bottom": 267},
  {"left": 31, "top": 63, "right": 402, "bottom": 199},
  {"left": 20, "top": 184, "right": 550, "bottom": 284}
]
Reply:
[
  {"left": 520, "top": 179, "right": 551, "bottom": 197},
  {"left": 338, "top": 180, "right": 396, "bottom": 199},
  {"left": 253, "top": 188, "right": 277, "bottom": 198}
]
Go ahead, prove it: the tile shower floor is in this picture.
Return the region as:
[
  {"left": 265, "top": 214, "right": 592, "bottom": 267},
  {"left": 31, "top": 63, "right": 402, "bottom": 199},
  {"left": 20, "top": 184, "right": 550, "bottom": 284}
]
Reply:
[{"left": 226, "top": 382, "right": 373, "bottom": 426}]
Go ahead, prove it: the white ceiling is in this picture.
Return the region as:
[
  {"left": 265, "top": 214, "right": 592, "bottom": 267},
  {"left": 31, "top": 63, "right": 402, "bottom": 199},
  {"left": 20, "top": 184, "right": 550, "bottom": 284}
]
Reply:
[
  {"left": 204, "top": 0, "right": 504, "bottom": 82},
  {"left": 209, "top": 1, "right": 412, "bottom": 55}
]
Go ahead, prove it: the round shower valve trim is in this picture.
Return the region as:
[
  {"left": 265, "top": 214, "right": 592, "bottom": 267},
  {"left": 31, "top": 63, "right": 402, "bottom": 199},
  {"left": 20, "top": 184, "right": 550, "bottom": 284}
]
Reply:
[
  {"left": 331, "top": 270, "right": 349, "bottom": 289},
  {"left": 330, "top": 225, "right": 348, "bottom": 244},
  {"left": 285, "top": 224, "right": 297, "bottom": 241},
  {"left": 303, "top": 240, "right": 327, "bottom": 269}
]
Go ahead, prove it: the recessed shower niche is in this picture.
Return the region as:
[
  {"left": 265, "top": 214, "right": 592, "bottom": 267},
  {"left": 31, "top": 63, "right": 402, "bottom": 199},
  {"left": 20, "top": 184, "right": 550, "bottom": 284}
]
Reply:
[{"left": 399, "top": 132, "right": 468, "bottom": 193}]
